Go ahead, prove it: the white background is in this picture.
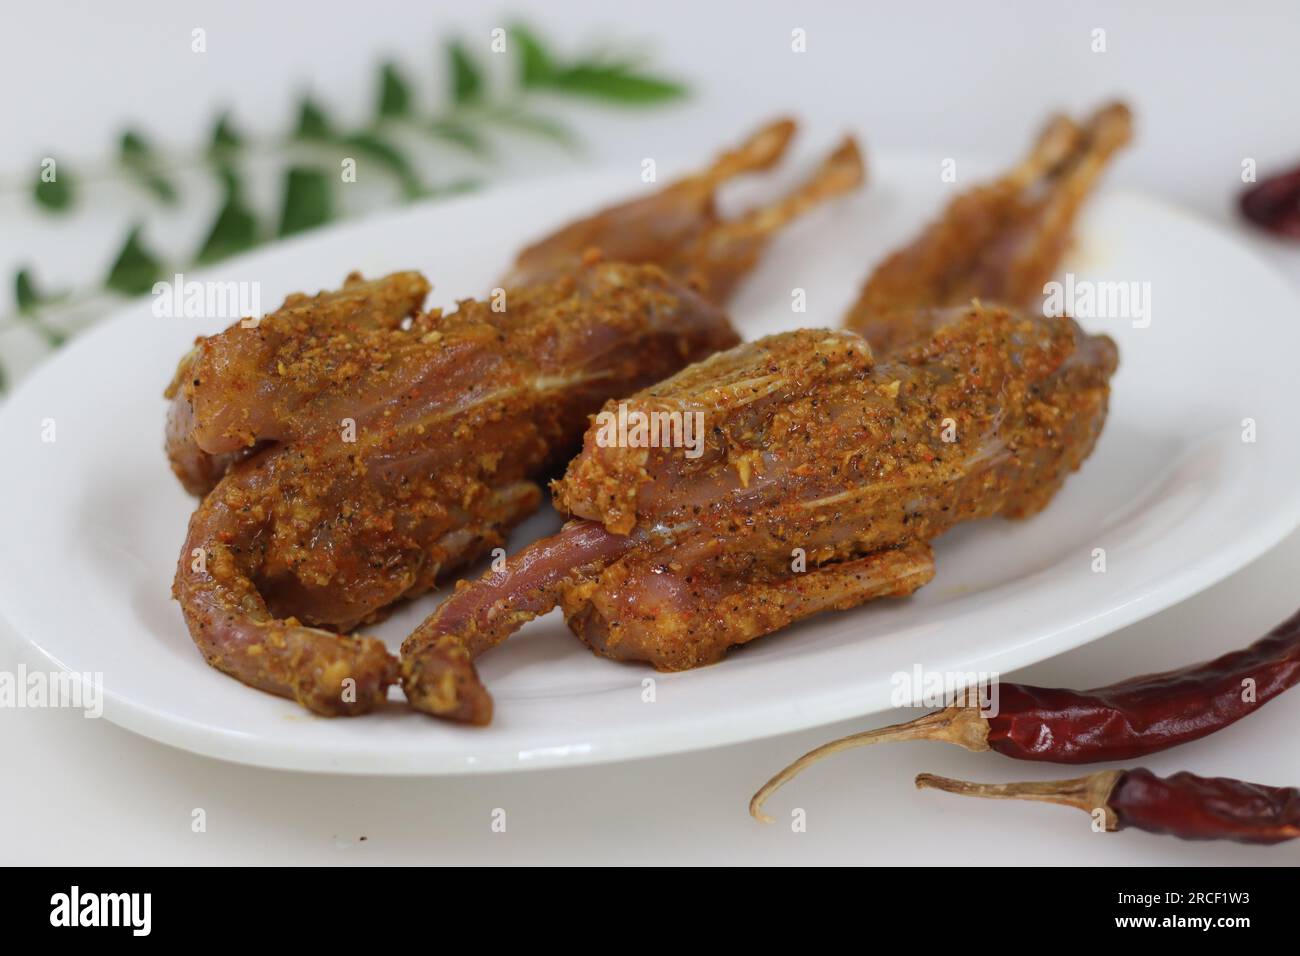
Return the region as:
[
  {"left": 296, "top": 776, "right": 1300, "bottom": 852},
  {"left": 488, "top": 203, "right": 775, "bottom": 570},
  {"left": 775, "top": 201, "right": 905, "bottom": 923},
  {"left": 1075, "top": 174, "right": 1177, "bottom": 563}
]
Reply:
[{"left": 3, "top": 0, "right": 1300, "bottom": 864}]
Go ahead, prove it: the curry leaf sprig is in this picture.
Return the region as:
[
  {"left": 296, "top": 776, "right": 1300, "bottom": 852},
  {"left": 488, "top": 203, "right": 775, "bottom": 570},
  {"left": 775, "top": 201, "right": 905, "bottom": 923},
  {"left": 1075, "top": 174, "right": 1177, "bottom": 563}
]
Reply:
[{"left": 0, "top": 22, "right": 686, "bottom": 393}]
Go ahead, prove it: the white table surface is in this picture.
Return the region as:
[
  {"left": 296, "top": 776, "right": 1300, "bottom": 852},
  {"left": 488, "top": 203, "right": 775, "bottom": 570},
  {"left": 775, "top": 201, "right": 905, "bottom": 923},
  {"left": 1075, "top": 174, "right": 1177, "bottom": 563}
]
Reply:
[{"left": 3, "top": 0, "right": 1299, "bottom": 865}]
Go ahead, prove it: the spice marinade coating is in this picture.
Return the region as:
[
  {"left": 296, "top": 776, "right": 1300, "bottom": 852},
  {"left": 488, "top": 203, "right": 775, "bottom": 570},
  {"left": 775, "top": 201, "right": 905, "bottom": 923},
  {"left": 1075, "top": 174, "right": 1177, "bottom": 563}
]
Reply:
[
  {"left": 402, "top": 304, "right": 1118, "bottom": 721},
  {"left": 165, "top": 117, "right": 861, "bottom": 501},
  {"left": 173, "top": 263, "right": 739, "bottom": 715},
  {"left": 555, "top": 310, "right": 1116, "bottom": 662},
  {"left": 165, "top": 118, "right": 866, "bottom": 714},
  {"left": 164, "top": 271, "right": 433, "bottom": 497},
  {"left": 402, "top": 102, "right": 1133, "bottom": 724},
  {"left": 844, "top": 102, "right": 1132, "bottom": 348}
]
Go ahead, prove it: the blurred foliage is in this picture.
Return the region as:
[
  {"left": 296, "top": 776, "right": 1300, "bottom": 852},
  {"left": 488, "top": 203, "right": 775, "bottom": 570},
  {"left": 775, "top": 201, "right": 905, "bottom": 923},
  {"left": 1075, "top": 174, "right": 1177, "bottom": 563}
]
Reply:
[{"left": 1, "top": 22, "right": 687, "bottom": 392}]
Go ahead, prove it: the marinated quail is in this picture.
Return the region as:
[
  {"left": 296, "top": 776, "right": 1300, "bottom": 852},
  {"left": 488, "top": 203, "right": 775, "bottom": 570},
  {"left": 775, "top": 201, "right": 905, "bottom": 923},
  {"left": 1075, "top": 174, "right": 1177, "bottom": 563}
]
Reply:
[
  {"left": 166, "top": 119, "right": 864, "bottom": 714},
  {"left": 403, "top": 305, "right": 1119, "bottom": 722}
]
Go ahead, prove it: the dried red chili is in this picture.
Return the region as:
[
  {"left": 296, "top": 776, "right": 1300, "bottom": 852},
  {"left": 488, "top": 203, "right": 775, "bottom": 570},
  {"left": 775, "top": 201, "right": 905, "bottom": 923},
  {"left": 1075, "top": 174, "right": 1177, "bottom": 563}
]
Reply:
[
  {"left": 751, "top": 608, "right": 1300, "bottom": 821},
  {"left": 1240, "top": 163, "right": 1300, "bottom": 239},
  {"left": 916, "top": 768, "right": 1300, "bottom": 845}
]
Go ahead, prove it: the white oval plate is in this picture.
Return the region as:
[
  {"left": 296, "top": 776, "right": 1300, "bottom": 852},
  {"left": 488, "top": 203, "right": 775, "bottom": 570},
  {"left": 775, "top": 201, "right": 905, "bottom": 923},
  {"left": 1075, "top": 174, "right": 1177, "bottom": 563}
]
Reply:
[{"left": 3, "top": 151, "right": 1298, "bottom": 774}]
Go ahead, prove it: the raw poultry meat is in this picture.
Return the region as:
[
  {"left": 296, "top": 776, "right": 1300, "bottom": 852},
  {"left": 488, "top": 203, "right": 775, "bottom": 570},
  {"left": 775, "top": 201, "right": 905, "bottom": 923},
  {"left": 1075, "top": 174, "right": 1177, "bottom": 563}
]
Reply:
[
  {"left": 173, "top": 263, "right": 739, "bottom": 715},
  {"left": 401, "top": 103, "right": 1130, "bottom": 724},
  {"left": 166, "top": 117, "right": 862, "bottom": 498},
  {"left": 164, "top": 271, "right": 431, "bottom": 496},
  {"left": 402, "top": 306, "right": 1119, "bottom": 722},
  {"left": 166, "top": 119, "right": 865, "bottom": 714},
  {"left": 844, "top": 102, "right": 1131, "bottom": 353},
  {"left": 504, "top": 119, "right": 864, "bottom": 303}
]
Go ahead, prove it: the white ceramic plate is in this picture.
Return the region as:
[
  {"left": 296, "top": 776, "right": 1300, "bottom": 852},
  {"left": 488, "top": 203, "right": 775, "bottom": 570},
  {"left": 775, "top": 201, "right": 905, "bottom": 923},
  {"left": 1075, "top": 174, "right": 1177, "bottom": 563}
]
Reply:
[{"left": 3, "top": 151, "right": 1299, "bottom": 774}]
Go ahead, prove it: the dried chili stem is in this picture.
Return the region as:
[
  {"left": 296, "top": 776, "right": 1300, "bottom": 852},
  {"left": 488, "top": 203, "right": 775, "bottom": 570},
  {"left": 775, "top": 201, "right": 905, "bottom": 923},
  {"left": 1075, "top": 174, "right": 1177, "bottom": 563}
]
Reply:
[
  {"left": 915, "top": 770, "right": 1124, "bottom": 830},
  {"left": 749, "top": 705, "right": 990, "bottom": 822}
]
